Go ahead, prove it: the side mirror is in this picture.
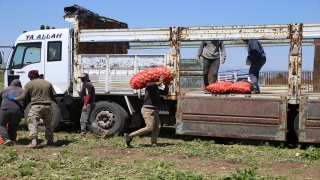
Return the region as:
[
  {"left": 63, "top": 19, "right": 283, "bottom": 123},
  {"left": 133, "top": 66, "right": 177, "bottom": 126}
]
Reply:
[{"left": 0, "top": 51, "right": 4, "bottom": 64}]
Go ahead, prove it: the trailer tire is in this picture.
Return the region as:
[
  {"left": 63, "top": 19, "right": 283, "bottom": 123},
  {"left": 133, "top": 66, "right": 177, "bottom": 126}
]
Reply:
[
  {"left": 91, "top": 101, "right": 129, "bottom": 136},
  {"left": 24, "top": 102, "right": 61, "bottom": 132},
  {"left": 294, "top": 114, "right": 299, "bottom": 136}
]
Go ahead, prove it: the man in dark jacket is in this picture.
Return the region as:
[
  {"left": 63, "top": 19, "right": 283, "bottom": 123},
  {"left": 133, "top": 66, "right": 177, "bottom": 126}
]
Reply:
[
  {"left": 244, "top": 40, "right": 267, "bottom": 94},
  {"left": 7, "top": 70, "right": 56, "bottom": 148},
  {"left": 0, "top": 79, "right": 24, "bottom": 145},
  {"left": 78, "top": 73, "right": 108, "bottom": 139},
  {"left": 124, "top": 75, "right": 165, "bottom": 147}
]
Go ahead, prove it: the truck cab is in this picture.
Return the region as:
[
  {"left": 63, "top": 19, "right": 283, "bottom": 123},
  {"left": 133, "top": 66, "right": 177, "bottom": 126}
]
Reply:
[
  {"left": 1, "top": 8, "right": 131, "bottom": 133},
  {"left": 4, "top": 28, "right": 72, "bottom": 94}
]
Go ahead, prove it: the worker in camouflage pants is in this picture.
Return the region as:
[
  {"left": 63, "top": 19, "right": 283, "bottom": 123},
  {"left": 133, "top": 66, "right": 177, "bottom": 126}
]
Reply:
[
  {"left": 27, "top": 104, "right": 53, "bottom": 141},
  {"left": 8, "top": 70, "right": 57, "bottom": 148}
]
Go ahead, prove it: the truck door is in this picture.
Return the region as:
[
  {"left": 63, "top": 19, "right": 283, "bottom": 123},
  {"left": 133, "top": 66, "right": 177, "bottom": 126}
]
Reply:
[
  {"left": 44, "top": 40, "right": 68, "bottom": 94},
  {"left": 6, "top": 41, "right": 45, "bottom": 87}
]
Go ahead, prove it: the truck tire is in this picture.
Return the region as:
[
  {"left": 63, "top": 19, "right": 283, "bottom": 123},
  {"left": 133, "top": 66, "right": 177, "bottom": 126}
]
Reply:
[
  {"left": 90, "top": 101, "right": 129, "bottom": 136},
  {"left": 114, "top": 103, "right": 130, "bottom": 135},
  {"left": 24, "top": 102, "right": 61, "bottom": 132},
  {"left": 294, "top": 114, "right": 299, "bottom": 136}
]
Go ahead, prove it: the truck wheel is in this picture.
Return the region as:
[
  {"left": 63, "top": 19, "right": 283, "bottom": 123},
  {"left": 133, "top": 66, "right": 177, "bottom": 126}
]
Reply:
[
  {"left": 114, "top": 103, "right": 130, "bottom": 135},
  {"left": 24, "top": 102, "right": 61, "bottom": 132},
  {"left": 91, "top": 101, "right": 129, "bottom": 136},
  {"left": 294, "top": 114, "right": 299, "bottom": 136}
]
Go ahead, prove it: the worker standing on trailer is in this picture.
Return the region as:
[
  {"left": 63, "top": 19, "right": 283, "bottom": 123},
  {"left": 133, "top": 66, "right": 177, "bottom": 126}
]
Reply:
[
  {"left": 196, "top": 40, "right": 226, "bottom": 91},
  {"left": 244, "top": 39, "right": 266, "bottom": 94}
]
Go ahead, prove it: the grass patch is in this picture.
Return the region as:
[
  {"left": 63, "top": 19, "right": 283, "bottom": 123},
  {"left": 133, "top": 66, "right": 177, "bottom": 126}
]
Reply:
[
  {"left": 0, "top": 72, "right": 3, "bottom": 89},
  {"left": 0, "top": 147, "right": 18, "bottom": 165},
  {"left": 0, "top": 123, "right": 319, "bottom": 179},
  {"left": 300, "top": 146, "right": 320, "bottom": 160},
  {"left": 223, "top": 167, "right": 287, "bottom": 180}
]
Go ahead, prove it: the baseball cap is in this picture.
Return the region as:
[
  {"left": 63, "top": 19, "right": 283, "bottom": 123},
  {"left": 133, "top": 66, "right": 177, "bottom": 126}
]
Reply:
[{"left": 28, "top": 70, "right": 40, "bottom": 78}]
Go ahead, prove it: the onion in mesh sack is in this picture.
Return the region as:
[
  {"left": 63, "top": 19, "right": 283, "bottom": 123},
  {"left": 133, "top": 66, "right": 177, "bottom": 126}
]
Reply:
[
  {"left": 130, "top": 66, "right": 175, "bottom": 89},
  {"left": 204, "top": 81, "right": 233, "bottom": 94},
  {"left": 228, "top": 81, "right": 253, "bottom": 94}
]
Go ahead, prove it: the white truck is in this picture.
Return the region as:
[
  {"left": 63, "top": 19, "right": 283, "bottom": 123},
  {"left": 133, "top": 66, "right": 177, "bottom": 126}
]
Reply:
[
  {"left": 2, "top": 5, "right": 320, "bottom": 143},
  {"left": 0, "top": 5, "right": 176, "bottom": 135}
]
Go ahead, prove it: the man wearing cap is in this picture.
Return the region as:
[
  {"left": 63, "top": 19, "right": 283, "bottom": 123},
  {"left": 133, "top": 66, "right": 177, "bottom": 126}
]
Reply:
[
  {"left": 78, "top": 73, "right": 108, "bottom": 139},
  {"left": 7, "top": 70, "right": 56, "bottom": 148}
]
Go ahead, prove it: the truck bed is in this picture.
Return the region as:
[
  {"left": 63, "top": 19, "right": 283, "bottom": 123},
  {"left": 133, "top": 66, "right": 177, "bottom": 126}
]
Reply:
[
  {"left": 181, "top": 90, "right": 320, "bottom": 99},
  {"left": 182, "top": 90, "right": 285, "bottom": 98}
]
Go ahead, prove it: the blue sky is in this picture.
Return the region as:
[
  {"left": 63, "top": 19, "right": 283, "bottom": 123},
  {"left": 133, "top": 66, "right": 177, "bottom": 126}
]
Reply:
[{"left": 1, "top": 0, "right": 320, "bottom": 71}]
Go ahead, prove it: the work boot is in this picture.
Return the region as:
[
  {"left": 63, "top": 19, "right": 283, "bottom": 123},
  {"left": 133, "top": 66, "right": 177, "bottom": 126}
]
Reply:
[
  {"left": 47, "top": 140, "right": 54, "bottom": 146},
  {"left": 100, "top": 130, "right": 108, "bottom": 139},
  {"left": 151, "top": 142, "right": 158, "bottom": 147},
  {"left": 3, "top": 139, "right": 13, "bottom": 146},
  {"left": 27, "top": 139, "right": 37, "bottom": 148},
  {"left": 251, "top": 89, "right": 260, "bottom": 94},
  {"left": 124, "top": 133, "right": 132, "bottom": 147}
]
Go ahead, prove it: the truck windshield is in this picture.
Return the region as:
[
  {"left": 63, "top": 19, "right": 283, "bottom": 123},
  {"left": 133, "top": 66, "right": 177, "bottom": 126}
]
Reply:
[{"left": 9, "top": 42, "right": 41, "bottom": 69}]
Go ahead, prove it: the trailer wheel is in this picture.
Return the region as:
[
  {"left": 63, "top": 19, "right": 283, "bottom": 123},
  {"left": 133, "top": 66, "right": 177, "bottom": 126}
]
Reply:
[
  {"left": 24, "top": 102, "right": 61, "bottom": 132},
  {"left": 91, "top": 101, "right": 129, "bottom": 136},
  {"left": 294, "top": 114, "right": 299, "bottom": 136}
]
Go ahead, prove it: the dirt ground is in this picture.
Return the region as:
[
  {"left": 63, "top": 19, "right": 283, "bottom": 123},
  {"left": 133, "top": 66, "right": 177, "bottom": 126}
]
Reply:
[
  {"left": 9, "top": 124, "right": 320, "bottom": 180},
  {"left": 12, "top": 143, "right": 320, "bottom": 179}
]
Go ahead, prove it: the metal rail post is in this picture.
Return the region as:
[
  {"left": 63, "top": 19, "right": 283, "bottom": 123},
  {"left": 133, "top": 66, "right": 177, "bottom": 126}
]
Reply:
[
  {"left": 288, "top": 24, "right": 303, "bottom": 104},
  {"left": 169, "top": 27, "right": 181, "bottom": 99},
  {"left": 313, "top": 39, "right": 320, "bottom": 92}
]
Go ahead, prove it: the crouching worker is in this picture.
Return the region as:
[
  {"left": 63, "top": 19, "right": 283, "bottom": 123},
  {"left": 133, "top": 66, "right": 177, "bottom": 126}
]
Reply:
[
  {"left": 244, "top": 39, "right": 266, "bottom": 94},
  {"left": 0, "top": 79, "right": 24, "bottom": 145},
  {"left": 7, "top": 70, "right": 56, "bottom": 148},
  {"left": 125, "top": 75, "right": 166, "bottom": 147},
  {"left": 78, "top": 73, "right": 108, "bottom": 139}
]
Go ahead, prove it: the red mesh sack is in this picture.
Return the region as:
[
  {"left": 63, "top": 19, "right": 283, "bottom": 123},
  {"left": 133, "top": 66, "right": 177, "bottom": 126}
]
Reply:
[
  {"left": 228, "top": 81, "right": 253, "bottom": 94},
  {"left": 204, "top": 81, "right": 233, "bottom": 94},
  {"left": 130, "top": 66, "right": 175, "bottom": 89}
]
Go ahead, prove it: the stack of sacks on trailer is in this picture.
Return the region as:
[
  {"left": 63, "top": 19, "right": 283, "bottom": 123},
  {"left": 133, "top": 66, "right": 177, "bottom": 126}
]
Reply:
[
  {"left": 129, "top": 66, "right": 175, "bottom": 89},
  {"left": 228, "top": 81, "right": 253, "bottom": 94},
  {"left": 204, "top": 81, "right": 233, "bottom": 94},
  {"left": 204, "top": 81, "right": 253, "bottom": 94}
]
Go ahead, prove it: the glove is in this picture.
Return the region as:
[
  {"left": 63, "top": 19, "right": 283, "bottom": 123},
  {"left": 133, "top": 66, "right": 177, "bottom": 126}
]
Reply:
[{"left": 7, "top": 94, "right": 16, "bottom": 100}]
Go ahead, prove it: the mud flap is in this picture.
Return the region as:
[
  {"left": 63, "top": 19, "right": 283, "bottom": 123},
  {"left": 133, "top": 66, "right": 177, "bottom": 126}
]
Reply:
[{"left": 297, "top": 98, "right": 320, "bottom": 143}]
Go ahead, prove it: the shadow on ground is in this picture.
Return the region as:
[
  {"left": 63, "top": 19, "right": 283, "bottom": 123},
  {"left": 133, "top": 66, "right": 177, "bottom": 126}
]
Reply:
[{"left": 158, "top": 125, "right": 320, "bottom": 150}]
